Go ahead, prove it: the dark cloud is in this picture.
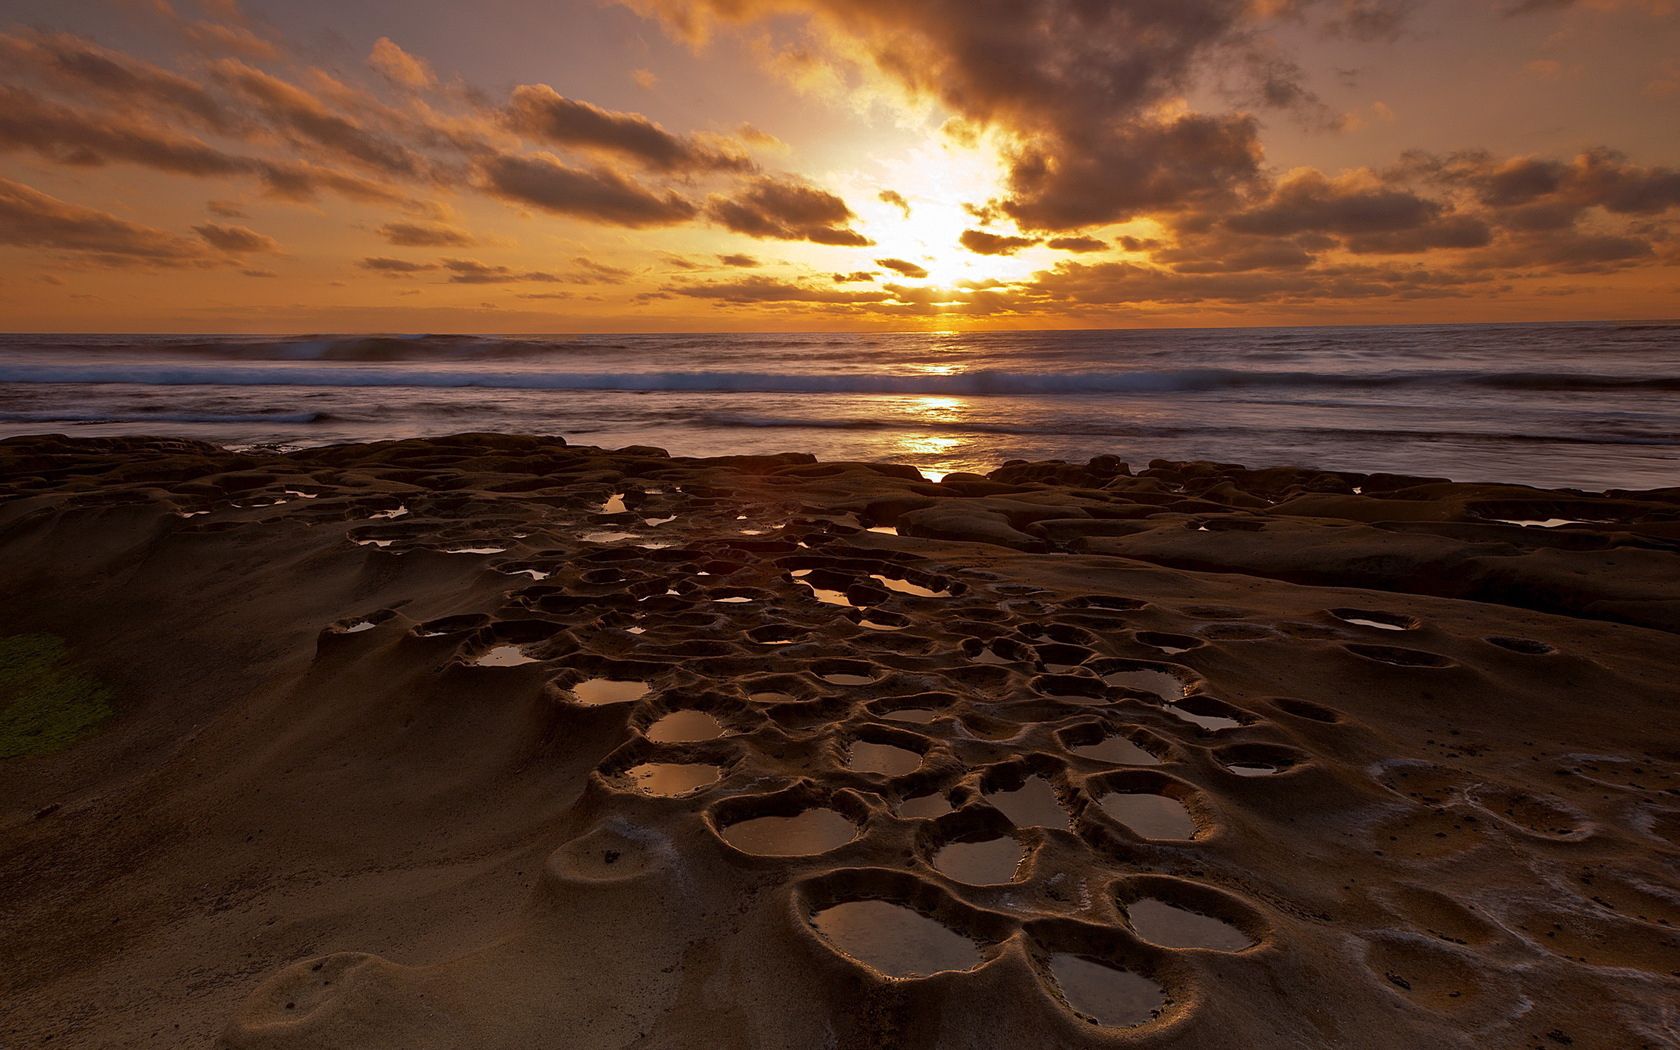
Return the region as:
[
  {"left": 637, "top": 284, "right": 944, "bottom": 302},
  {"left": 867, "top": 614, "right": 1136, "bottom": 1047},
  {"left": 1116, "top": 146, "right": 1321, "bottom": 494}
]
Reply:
[
  {"left": 206, "top": 199, "right": 247, "bottom": 218},
  {"left": 506, "top": 84, "right": 752, "bottom": 172},
  {"left": 832, "top": 271, "right": 876, "bottom": 282},
  {"left": 717, "top": 253, "right": 760, "bottom": 267},
  {"left": 672, "top": 275, "right": 891, "bottom": 303},
  {"left": 631, "top": 1, "right": 1277, "bottom": 231},
  {"left": 879, "top": 189, "right": 911, "bottom": 217},
  {"left": 1046, "top": 235, "right": 1108, "bottom": 253},
  {"left": 0, "top": 85, "right": 251, "bottom": 176},
  {"left": 960, "top": 229, "right": 1039, "bottom": 256},
  {"left": 480, "top": 151, "right": 700, "bottom": 227},
  {"left": 0, "top": 176, "right": 206, "bottom": 262},
  {"left": 1002, "top": 114, "right": 1264, "bottom": 231},
  {"left": 210, "top": 59, "right": 421, "bottom": 177},
  {"left": 708, "top": 176, "right": 870, "bottom": 245},
  {"left": 1500, "top": 0, "right": 1574, "bottom": 16},
  {"left": 378, "top": 221, "right": 474, "bottom": 247},
  {"left": 571, "top": 257, "right": 635, "bottom": 283},
  {"left": 0, "top": 30, "right": 238, "bottom": 133},
  {"left": 193, "top": 223, "right": 280, "bottom": 253},
  {"left": 358, "top": 256, "right": 436, "bottom": 274},
  {"left": 441, "top": 258, "right": 562, "bottom": 284},
  {"left": 876, "top": 257, "right": 928, "bottom": 278},
  {"left": 1225, "top": 170, "right": 1444, "bottom": 237}
]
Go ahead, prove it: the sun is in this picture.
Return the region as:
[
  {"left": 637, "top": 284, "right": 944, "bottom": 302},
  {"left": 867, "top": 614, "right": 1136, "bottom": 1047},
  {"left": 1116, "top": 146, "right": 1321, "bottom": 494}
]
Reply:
[{"left": 840, "top": 138, "right": 1055, "bottom": 289}]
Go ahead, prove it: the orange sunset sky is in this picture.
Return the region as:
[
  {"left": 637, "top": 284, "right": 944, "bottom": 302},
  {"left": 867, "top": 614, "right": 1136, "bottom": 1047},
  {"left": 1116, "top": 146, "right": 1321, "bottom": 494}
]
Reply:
[{"left": 0, "top": 0, "right": 1677, "bottom": 333}]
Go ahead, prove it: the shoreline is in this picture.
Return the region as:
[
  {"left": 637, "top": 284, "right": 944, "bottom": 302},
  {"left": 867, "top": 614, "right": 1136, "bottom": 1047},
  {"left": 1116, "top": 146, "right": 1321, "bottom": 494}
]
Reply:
[{"left": 2, "top": 433, "right": 1678, "bottom": 1048}]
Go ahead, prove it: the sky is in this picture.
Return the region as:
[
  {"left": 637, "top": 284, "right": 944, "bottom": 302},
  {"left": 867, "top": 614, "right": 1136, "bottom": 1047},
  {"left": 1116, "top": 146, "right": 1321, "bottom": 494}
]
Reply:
[{"left": 0, "top": 0, "right": 1676, "bottom": 333}]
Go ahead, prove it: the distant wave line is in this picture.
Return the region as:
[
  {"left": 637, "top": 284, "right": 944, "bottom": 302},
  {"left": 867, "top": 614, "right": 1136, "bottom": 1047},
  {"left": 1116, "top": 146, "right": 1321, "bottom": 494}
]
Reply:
[{"left": 3, "top": 363, "right": 1679, "bottom": 396}]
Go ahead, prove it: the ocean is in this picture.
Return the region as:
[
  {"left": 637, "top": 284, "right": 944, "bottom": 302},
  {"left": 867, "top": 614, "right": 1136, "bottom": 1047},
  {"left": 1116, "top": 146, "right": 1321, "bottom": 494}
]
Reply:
[{"left": 2, "top": 322, "right": 1677, "bottom": 491}]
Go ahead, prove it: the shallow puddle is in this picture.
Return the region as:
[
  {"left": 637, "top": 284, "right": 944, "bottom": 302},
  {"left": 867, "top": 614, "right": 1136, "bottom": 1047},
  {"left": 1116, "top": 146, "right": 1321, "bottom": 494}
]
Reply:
[
  {"left": 722, "top": 809, "right": 856, "bottom": 856},
  {"left": 1102, "top": 669, "right": 1187, "bottom": 702},
  {"left": 445, "top": 546, "right": 506, "bottom": 555},
  {"left": 581, "top": 530, "right": 637, "bottom": 544},
  {"left": 796, "top": 579, "right": 854, "bottom": 606},
  {"left": 1225, "top": 762, "right": 1286, "bottom": 777},
  {"left": 820, "top": 671, "right": 877, "bottom": 686},
  {"left": 474, "top": 644, "right": 539, "bottom": 667},
  {"left": 749, "top": 691, "right": 795, "bottom": 703},
  {"left": 935, "top": 837, "right": 1024, "bottom": 884},
  {"left": 1168, "top": 707, "right": 1242, "bottom": 732},
  {"left": 712, "top": 595, "right": 754, "bottom": 604},
  {"left": 646, "top": 710, "right": 726, "bottom": 742},
  {"left": 368, "top": 505, "right": 408, "bottom": 520},
  {"left": 1342, "top": 617, "right": 1405, "bottom": 631},
  {"left": 848, "top": 741, "right": 922, "bottom": 776},
  {"left": 625, "top": 762, "right": 720, "bottom": 796},
  {"left": 600, "top": 493, "right": 628, "bottom": 514},
  {"left": 1494, "top": 518, "right": 1601, "bottom": 528},
  {"left": 1126, "top": 898, "right": 1252, "bottom": 951},
  {"left": 867, "top": 526, "right": 899, "bottom": 536},
  {"left": 985, "top": 777, "right": 1068, "bottom": 830},
  {"left": 897, "top": 793, "right": 952, "bottom": 818},
  {"left": 340, "top": 620, "right": 378, "bottom": 634},
  {"left": 1099, "top": 793, "right": 1196, "bottom": 840},
  {"left": 884, "top": 708, "right": 939, "bottom": 724},
  {"left": 504, "top": 568, "right": 551, "bottom": 581},
  {"left": 1333, "top": 609, "right": 1411, "bottom": 631},
  {"left": 1047, "top": 954, "right": 1165, "bottom": 1028},
  {"left": 571, "top": 678, "right": 651, "bottom": 706},
  {"left": 643, "top": 514, "right": 677, "bottom": 526},
  {"left": 812, "top": 901, "right": 981, "bottom": 978},
  {"left": 870, "top": 575, "right": 945, "bottom": 598},
  {"left": 1073, "top": 736, "right": 1161, "bottom": 766}
]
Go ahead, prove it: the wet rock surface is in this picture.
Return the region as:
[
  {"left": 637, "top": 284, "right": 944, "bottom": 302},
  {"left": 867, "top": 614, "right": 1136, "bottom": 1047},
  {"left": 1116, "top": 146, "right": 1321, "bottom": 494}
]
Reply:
[{"left": 0, "top": 434, "right": 1676, "bottom": 1049}]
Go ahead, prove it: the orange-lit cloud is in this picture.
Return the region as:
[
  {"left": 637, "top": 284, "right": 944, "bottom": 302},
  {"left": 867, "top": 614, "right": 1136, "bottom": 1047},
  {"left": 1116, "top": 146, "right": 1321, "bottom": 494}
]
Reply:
[{"left": 0, "top": 1, "right": 1675, "bottom": 331}]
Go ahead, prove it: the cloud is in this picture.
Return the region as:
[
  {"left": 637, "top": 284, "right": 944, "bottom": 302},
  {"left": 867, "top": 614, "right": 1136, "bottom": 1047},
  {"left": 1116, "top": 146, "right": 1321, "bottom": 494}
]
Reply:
[
  {"left": 0, "top": 176, "right": 206, "bottom": 262},
  {"left": 210, "top": 59, "right": 421, "bottom": 177},
  {"left": 876, "top": 257, "right": 928, "bottom": 278},
  {"left": 708, "top": 176, "right": 871, "bottom": 245},
  {"left": 879, "top": 189, "right": 911, "bottom": 217},
  {"left": 505, "top": 84, "right": 751, "bottom": 172},
  {"left": 0, "top": 30, "right": 239, "bottom": 133},
  {"left": 0, "top": 84, "right": 251, "bottom": 176},
  {"left": 206, "top": 199, "right": 247, "bottom": 218},
  {"left": 960, "top": 229, "right": 1039, "bottom": 255},
  {"left": 358, "top": 256, "right": 436, "bottom": 274},
  {"left": 571, "top": 257, "right": 635, "bottom": 283},
  {"left": 1046, "top": 235, "right": 1108, "bottom": 252},
  {"left": 672, "top": 275, "right": 891, "bottom": 303},
  {"left": 718, "top": 253, "right": 760, "bottom": 267},
  {"left": 180, "top": 20, "right": 280, "bottom": 62},
  {"left": 369, "top": 38, "right": 435, "bottom": 90},
  {"left": 480, "top": 151, "right": 700, "bottom": 226},
  {"left": 441, "top": 258, "right": 562, "bottom": 284},
  {"left": 627, "top": 1, "right": 1275, "bottom": 230},
  {"left": 1224, "top": 169, "right": 1444, "bottom": 236},
  {"left": 193, "top": 222, "right": 280, "bottom": 253},
  {"left": 378, "top": 220, "right": 474, "bottom": 247}
]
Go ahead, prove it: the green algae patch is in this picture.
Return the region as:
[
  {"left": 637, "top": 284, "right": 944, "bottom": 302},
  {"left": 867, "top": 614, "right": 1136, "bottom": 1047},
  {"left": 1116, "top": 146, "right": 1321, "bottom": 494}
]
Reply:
[{"left": 0, "top": 634, "right": 115, "bottom": 758}]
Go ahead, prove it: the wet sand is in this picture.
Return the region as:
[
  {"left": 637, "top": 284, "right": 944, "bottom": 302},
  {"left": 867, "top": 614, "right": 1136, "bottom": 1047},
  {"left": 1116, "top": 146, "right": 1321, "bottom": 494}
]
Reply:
[{"left": 1, "top": 433, "right": 1677, "bottom": 1049}]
